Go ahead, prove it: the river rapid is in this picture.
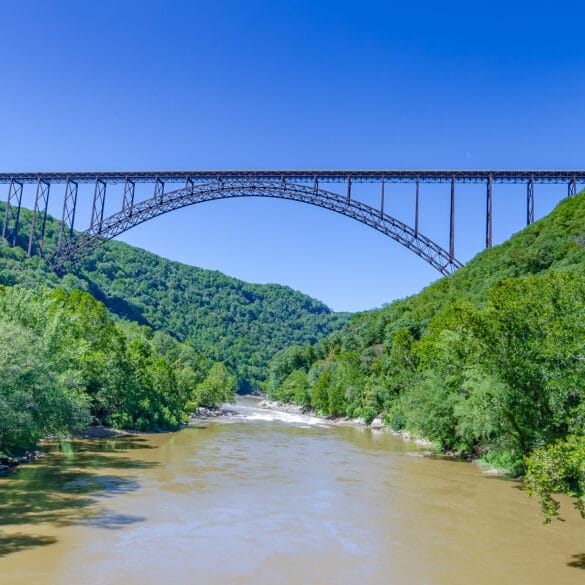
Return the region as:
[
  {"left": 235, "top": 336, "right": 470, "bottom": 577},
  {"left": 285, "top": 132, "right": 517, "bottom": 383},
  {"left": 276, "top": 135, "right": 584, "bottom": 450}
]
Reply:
[{"left": 1, "top": 397, "right": 584, "bottom": 585}]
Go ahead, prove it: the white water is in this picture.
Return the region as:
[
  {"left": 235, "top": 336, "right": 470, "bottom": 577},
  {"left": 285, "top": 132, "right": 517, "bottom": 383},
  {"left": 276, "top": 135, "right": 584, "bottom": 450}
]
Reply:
[{"left": 222, "top": 399, "right": 327, "bottom": 426}]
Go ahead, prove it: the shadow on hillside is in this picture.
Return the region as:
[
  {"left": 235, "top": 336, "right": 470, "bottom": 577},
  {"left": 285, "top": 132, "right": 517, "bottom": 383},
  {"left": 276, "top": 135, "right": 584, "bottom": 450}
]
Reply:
[
  {"left": 0, "top": 436, "right": 156, "bottom": 557},
  {"left": 77, "top": 274, "right": 151, "bottom": 327}
]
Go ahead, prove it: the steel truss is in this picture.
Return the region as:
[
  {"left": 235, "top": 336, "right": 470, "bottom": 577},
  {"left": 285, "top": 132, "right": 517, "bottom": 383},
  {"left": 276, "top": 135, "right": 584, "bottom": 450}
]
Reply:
[
  {"left": 2, "top": 179, "right": 23, "bottom": 246},
  {"left": 28, "top": 179, "right": 51, "bottom": 256},
  {"left": 57, "top": 178, "right": 78, "bottom": 252},
  {"left": 48, "top": 180, "right": 464, "bottom": 274},
  {"left": 1, "top": 169, "right": 582, "bottom": 275}
]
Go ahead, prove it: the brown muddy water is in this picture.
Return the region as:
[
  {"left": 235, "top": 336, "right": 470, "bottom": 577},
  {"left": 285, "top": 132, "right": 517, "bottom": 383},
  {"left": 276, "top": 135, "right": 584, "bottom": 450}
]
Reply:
[{"left": 1, "top": 398, "right": 584, "bottom": 585}]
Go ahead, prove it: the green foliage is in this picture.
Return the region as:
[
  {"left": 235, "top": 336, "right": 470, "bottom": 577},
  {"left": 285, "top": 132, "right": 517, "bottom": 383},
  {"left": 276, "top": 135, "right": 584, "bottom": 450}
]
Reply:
[
  {"left": 477, "top": 450, "right": 525, "bottom": 477},
  {"left": 190, "top": 362, "right": 237, "bottom": 409},
  {"left": 525, "top": 436, "right": 585, "bottom": 522},
  {"left": 0, "top": 285, "right": 211, "bottom": 453},
  {"left": 0, "top": 319, "right": 90, "bottom": 455},
  {"left": 74, "top": 242, "right": 349, "bottom": 390},
  {"left": 266, "top": 345, "right": 317, "bottom": 395}
]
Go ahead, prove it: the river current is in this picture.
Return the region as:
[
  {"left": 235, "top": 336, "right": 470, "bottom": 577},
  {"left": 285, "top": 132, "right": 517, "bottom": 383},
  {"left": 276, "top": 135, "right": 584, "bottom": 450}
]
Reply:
[{"left": 1, "top": 397, "right": 584, "bottom": 584}]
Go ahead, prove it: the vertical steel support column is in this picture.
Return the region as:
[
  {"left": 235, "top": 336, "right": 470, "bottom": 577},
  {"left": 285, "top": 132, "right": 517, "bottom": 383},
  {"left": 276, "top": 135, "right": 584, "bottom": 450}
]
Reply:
[
  {"left": 122, "top": 178, "right": 135, "bottom": 214},
  {"left": 380, "top": 179, "right": 385, "bottom": 217},
  {"left": 449, "top": 176, "right": 455, "bottom": 260},
  {"left": 415, "top": 179, "right": 420, "bottom": 236},
  {"left": 10, "top": 181, "right": 23, "bottom": 248},
  {"left": 90, "top": 178, "right": 107, "bottom": 233},
  {"left": 313, "top": 176, "right": 318, "bottom": 193},
  {"left": 2, "top": 179, "right": 14, "bottom": 240},
  {"left": 3, "top": 179, "right": 23, "bottom": 246},
  {"left": 185, "top": 177, "right": 194, "bottom": 191},
  {"left": 57, "top": 178, "right": 78, "bottom": 252},
  {"left": 346, "top": 176, "right": 351, "bottom": 202},
  {"left": 28, "top": 178, "right": 51, "bottom": 256},
  {"left": 568, "top": 176, "right": 577, "bottom": 197},
  {"left": 527, "top": 176, "right": 535, "bottom": 225},
  {"left": 154, "top": 177, "right": 164, "bottom": 201},
  {"left": 486, "top": 175, "right": 493, "bottom": 248}
]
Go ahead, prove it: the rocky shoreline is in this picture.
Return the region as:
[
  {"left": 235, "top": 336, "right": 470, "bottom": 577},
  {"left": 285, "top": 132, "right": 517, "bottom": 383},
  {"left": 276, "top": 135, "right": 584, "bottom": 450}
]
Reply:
[
  {"left": 257, "top": 399, "right": 435, "bottom": 447},
  {"left": 250, "top": 401, "right": 513, "bottom": 468},
  {"left": 188, "top": 405, "right": 241, "bottom": 423},
  {"left": 0, "top": 426, "right": 137, "bottom": 476},
  {"left": 0, "top": 451, "right": 43, "bottom": 476}
]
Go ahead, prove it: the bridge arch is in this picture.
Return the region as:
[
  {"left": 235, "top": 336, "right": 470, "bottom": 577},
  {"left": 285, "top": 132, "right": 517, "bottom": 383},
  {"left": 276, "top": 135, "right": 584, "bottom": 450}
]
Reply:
[{"left": 48, "top": 180, "right": 463, "bottom": 274}]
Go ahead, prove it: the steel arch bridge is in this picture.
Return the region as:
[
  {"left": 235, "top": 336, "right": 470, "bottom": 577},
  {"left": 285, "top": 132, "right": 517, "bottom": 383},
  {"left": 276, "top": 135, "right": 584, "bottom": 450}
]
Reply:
[{"left": 1, "top": 169, "right": 584, "bottom": 275}]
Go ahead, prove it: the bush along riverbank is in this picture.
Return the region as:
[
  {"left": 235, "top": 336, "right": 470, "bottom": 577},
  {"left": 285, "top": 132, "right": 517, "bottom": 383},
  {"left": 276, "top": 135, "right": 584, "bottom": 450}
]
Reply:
[{"left": 265, "top": 192, "right": 585, "bottom": 521}]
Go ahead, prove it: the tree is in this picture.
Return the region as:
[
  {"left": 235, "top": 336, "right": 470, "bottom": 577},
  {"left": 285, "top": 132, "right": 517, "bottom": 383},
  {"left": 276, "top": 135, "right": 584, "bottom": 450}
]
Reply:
[
  {"left": 0, "top": 321, "right": 90, "bottom": 455},
  {"left": 192, "top": 362, "right": 236, "bottom": 409},
  {"left": 525, "top": 436, "right": 585, "bottom": 522}
]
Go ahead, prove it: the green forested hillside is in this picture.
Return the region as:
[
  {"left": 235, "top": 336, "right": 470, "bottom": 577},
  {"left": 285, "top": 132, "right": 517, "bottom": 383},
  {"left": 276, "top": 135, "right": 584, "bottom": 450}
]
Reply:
[
  {"left": 267, "top": 192, "right": 585, "bottom": 520},
  {"left": 0, "top": 205, "right": 349, "bottom": 392},
  {"left": 0, "top": 206, "right": 348, "bottom": 456},
  {"left": 73, "top": 242, "right": 349, "bottom": 391}
]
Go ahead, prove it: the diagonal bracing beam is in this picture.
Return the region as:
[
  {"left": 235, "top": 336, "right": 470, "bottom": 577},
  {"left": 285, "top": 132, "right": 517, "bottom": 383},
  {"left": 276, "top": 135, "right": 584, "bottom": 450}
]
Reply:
[
  {"left": 90, "top": 178, "right": 107, "bottom": 233},
  {"left": 122, "top": 177, "right": 135, "bottom": 215},
  {"left": 2, "top": 178, "right": 23, "bottom": 246},
  {"left": 28, "top": 178, "right": 51, "bottom": 256},
  {"left": 57, "top": 178, "right": 78, "bottom": 252}
]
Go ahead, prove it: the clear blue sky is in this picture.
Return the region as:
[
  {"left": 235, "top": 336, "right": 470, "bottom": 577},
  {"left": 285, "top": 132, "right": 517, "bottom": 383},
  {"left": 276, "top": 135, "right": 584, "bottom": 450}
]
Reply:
[{"left": 1, "top": 1, "right": 584, "bottom": 311}]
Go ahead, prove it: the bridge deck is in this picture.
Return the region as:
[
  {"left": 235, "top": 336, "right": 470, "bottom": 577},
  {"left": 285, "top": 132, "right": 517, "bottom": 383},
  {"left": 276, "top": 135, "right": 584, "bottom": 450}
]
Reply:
[{"left": 1, "top": 169, "right": 584, "bottom": 184}]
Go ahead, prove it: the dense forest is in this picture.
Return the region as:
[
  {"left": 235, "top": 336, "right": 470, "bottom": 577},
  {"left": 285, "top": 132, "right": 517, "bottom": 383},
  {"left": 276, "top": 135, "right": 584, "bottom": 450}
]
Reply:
[
  {"left": 0, "top": 284, "right": 239, "bottom": 455},
  {"left": 0, "top": 205, "right": 349, "bottom": 393},
  {"left": 0, "top": 205, "right": 347, "bottom": 456},
  {"left": 73, "top": 241, "right": 349, "bottom": 391},
  {"left": 266, "top": 191, "right": 585, "bottom": 520}
]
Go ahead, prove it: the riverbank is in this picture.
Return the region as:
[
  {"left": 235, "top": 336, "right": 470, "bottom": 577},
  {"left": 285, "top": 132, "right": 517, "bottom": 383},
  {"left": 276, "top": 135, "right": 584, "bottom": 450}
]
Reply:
[
  {"left": 257, "top": 399, "right": 435, "bottom": 446},
  {"left": 254, "top": 399, "right": 512, "bottom": 474},
  {"left": 1, "top": 401, "right": 502, "bottom": 477},
  {"left": 73, "top": 425, "right": 136, "bottom": 439},
  {"left": 0, "top": 426, "right": 139, "bottom": 475}
]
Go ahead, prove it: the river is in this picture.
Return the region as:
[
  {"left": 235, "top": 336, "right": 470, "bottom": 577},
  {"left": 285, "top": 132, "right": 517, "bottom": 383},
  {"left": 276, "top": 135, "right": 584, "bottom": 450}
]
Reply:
[{"left": 1, "top": 397, "right": 584, "bottom": 584}]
